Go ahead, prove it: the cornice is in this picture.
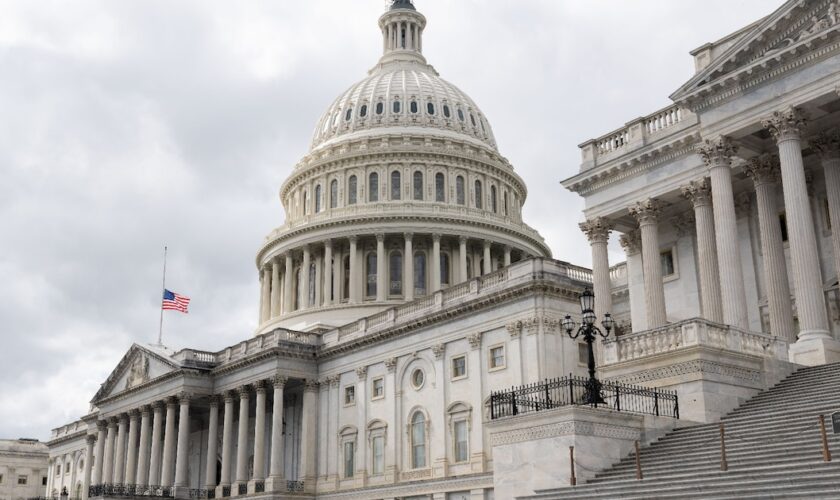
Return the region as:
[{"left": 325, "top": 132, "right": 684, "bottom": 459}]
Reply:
[
  {"left": 45, "top": 429, "right": 87, "bottom": 447},
  {"left": 211, "top": 343, "right": 317, "bottom": 376}
]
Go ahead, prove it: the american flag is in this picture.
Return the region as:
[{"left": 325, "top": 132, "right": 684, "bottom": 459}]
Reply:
[{"left": 162, "top": 289, "right": 190, "bottom": 313}]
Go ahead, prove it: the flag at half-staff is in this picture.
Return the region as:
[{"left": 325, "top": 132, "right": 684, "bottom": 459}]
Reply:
[{"left": 162, "top": 289, "right": 191, "bottom": 313}]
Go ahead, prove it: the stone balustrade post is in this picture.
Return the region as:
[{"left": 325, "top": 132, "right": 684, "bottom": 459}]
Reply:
[
  {"left": 629, "top": 198, "right": 667, "bottom": 328},
  {"left": 681, "top": 179, "right": 724, "bottom": 323}
]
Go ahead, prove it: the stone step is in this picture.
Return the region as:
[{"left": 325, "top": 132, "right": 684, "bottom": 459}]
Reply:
[
  {"left": 636, "top": 428, "right": 839, "bottom": 456},
  {"left": 725, "top": 398, "right": 840, "bottom": 415}
]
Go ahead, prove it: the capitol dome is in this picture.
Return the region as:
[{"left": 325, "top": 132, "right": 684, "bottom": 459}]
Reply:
[{"left": 254, "top": 0, "right": 550, "bottom": 333}]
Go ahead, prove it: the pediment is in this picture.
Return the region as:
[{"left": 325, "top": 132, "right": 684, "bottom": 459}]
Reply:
[
  {"left": 671, "top": 0, "right": 840, "bottom": 104},
  {"left": 91, "top": 344, "right": 180, "bottom": 403}
]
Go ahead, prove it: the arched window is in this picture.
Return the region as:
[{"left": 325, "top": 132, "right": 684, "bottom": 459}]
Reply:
[
  {"left": 427, "top": 102, "right": 435, "bottom": 115},
  {"left": 466, "top": 257, "right": 473, "bottom": 279},
  {"left": 410, "top": 412, "right": 426, "bottom": 469},
  {"left": 503, "top": 191, "right": 508, "bottom": 216},
  {"left": 390, "top": 251, "right": 403, "bottom": 296},
  {"left": 369, "top": 173, "right": 379, "bottom": 202},
  {"left": 359, "top": 104, "right": 368, "bottom": 118},
  {"left": 343, "top": 255, "right": 350, "bottom": 300},
  {"left": 413, "top": 171, "right": 423, "bottom": 201},
  {"left": 345, "top": 108, "right": 353, "bottom": 121},
  {"left": 470, "top": 113, "right": 477, "bottom": 127},
  {"left": 303, "top": 190, "right": 309, "bottom": 215},
  {"left": 376, "top": 102, "right": 384, "bottom": 115},
  {"left": 410, "top": 101, "right": 418, "bottom": 114},
  {"left": 348, "top": 175, "right": 358, "bottom": 205},
  {"left": 440, "top": 253, "right": 450, "bottom": 286},
  {"left": 393, "top": 100, "right": 401, "bottom": 113},
  {"left": 456, "top": 176, "right": 465, "bottom": 205},
  {"left": 475, "top": 180, "right": 483, "bottom": 209},
  {"left": 315, "top": 185, "right": 322, "bottom": 213},
  {"left": 414, "top": 252, "right": 427, "bottom": 297},
  {"left": 330, "top": 180, "right": 338, "bottom": 208},
  {"left": 391, "top": 170, "right": 401, "bottom": 200},
  {"left": 490, "top": 185, "right": 497, "bottom": 213},
  {"left": 308, "top": 263, "right": 316, "bottom": 306},
  {"left": 457, "top": 108, "right": 465, "bottom": 122},
  {"left": 366, "top": 253, "right": 377, "bottom": 298},
  {"left": 443, "top": 105, "right": 451, "bottom": 118},
  {"left": 435, "top": 173, "right": 445, "bottom": 202}
]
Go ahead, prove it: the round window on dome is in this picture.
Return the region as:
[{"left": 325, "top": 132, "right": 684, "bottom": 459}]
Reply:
[
  {"left": 427, "top": 102, "right": 435, "bottom": 115},
  {"left": 410, "top": 101, "right": 418, "bottom": 114},
  {"left": 376, "top": 102, "right": 384, "bottom": 115},
  {"left": 393, "top": 100, "right": 401, "bottom": 113},
  {"left": 411, "top": 369, "right": 425, "bottom": 389},
  {"left": 345, "top": 108, "right": 353, "bottom": 121},
  {"left": 360, "top": 104, "right": 368, "bottom": 117},
  {"left": 443, "top": 105, "right": 451, "bottom": 118},
  {"left": 457, "top": 108, "right": 465, "bottom": 122}
]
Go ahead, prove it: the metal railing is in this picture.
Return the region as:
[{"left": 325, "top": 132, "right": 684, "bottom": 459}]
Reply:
[
  {"left": 221, "top": 486, "right": 230, "bottom": 498},
  {"left": 254, "top": 481, "right": 264, "bottom": 493},
  {"left": 236, "top": 484, "right": 246, "bottom": 496},
  {"left": 188, "top": 489, "right": 208, "bottom": 499},
  {"left": 88, "top": 484, "right": 173, "bottom": 498},
  {"left": 286, "top": 480, "right": 304, "bottom": 493},
  {"left": 489, "top": 374, "right": 679, "bottom": 420}
]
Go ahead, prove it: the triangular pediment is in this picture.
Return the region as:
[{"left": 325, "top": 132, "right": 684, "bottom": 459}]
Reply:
[
  {"left": 671, "top": 0, "right": 840, "bottom": 103},
  {"left": 91, "top": 344, "right": 180, "bottom": 403}
]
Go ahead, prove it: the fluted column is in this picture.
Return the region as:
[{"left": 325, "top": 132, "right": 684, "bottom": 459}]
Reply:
[
  {"left": 173, "top": 394, "right": 190, "bottom": 488},
  {"left": 630, "top": 199, "right": 667, "bottom": 328},
  {"left": 219, "top": 392, "right": 235, "bottom": 488},
  {"left": 681, "top": 179, "right": 724, "bottom": 323},
  {"left": 432, "top": 234, "right": 442, "bottom": 291},
  {"left": 267, "top": 376, "right": 287, "bottom": 488},
  {"left": 813, "top": 131, "right": 840, "bottom": 284},
  {"left": 92, "top": 422, "right": 106, "bottom": 485},
  {"left": 160, "top": 398, "right": 177, "bottom": 487},
  {"left": 282, "top": 254, "right": 293, "bottom": 313},
  {"left": 83, "top": 435, "right": 95, "bottom": 499},
  {"left": 404, "top": 233, "right": 414, "bottom": 301},
  {"left": 204, "top": 397, "right": 219, "bottom": 490},
  {"left": 252, "top": 382, "right": 267, "bottom": 483},
  {"left": 135, "top": 406, "right": 151, "bottom": 487},
  {"left": 301, "top": 246, "right": 311, "bottom": 309},
  {"left": 763, "top": 108, "right": 830, "bottom": 340},
  {"left": 580, "top": 217, "right": 613, "bottom": 319},
  {"left": 260, "top": 265, "right": 271, "bottom": 323},
  {"left": 270, "top": 259, "right": 281, "bottom": 318},
  {"left": 375, "top": 233, "right": 386, "bottom": 301},
  {"left": 299, "top": 381, "right": 319, "bottom": 491},
  {"left": 235, "top": 387, "right": 250, "bottom": 485},
  {"left": 148, "top": 402, "right": 164, "bottom": 486},
  {"left": 697, "top": 137, "right": 749, "bottom": 329},
  {"left": 459, "top": 236, "right": 468, "bottom": 282},
  {"left": 745, "top": 155, "right": 796, "bottom": 342},
  {"left": 349, "top": 237, "right": 359, "bottom": 303},
  {"left": 482, "top": 240, "right": 491, "bottom": 275},
  {"left": 323, "top": 241, "right": 333, "bottom": 306},
  {"left": 102, "top": 418, "right": 117, "bottom": 484},
  {"left": 113, "top": 415, "right": 127, "bottom": 484},
  {"left": 124, "top": 411, "right": 139, "bottom": 485}
]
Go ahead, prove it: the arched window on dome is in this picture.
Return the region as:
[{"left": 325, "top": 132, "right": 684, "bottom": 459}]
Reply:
[
  {"left": 389, "top": 251, "right": 402, "bottom": 296},
  {"left": 470, "top": 113, "right": 477, "bottom": 127},
  {"left": 466, "top": 257, "right": 473, "bottom": 279},
  {"left": 413, "top": 171, "right": 423, "bottom": 201},
  {"left": 393, "top": 100, "right": 401, "bottom": 114},
  {"left": 490, "top": 185, "right": 497, "bottom": 214},
  {"left": 391, "top": 171, "right": 401, "bottom": 200},
  {"left": 475, "top": 180, "right": 483, "bottom": 209},
  {"left": 427, "top": 102, "right": 435, "bottom": 115},
  {"left": 376, "top": 102, "right": 384, "bottom": 115},
  {"left": 369, "top": 173, "right": 379, "bottom": 202},
  {"left": 366, "top": 253, "right": 377, "bottom": 298},
  {"left": 330, "top": 180, "right": 338, "bottom": 209},
  {"left": 345, "top": 108, "right": 353, "bottom": 121},
  {"left": 308, "top": 263, "right": 316, "bottom": 306},
  {"left": 456, "top": 176, "right": 465, "bottom": 205},
  {"left": 435, "top": 173, "right": 445, "bottom": 202},
  {"left": 503, "top": 191, "right": 508, "bottom": 216},
  {"left": 303, "top": 190, "right": 309, "bottom": 215},
  {"left": 443, "top": 105, "right": 451, "bottom": 119},
  {"left": 294, "top": 268, "right": 301, "bottom": 310},
  {"left": 410, "top": 101, "right": 418, "bottom": 114},
  {"left": 315, "top": 185, "right": 322, "bottom": 213},
  {"left": 359, "top": 104, "right": 368, "bottom": 118},
  {"left": 414, "top": 251, "right": 427, "bottom": 297},
  {"left": 410, "top": 411, "right": 427, "bottom": 469},
  {"left": 440, "top": 253, "right": 450, "bottom": 286},
  {"left": 457, "top": 108, "right": 465, "bottom": 122},
  {"left": 348, "top": 175, "right": 358, "bottom": 205},
  {"left": 343, "top": 255, "right": 350, "bottom": 301}
]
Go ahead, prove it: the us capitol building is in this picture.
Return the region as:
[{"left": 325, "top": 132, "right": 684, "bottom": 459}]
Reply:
[{"left": 42, "top": 0, "right": 840, "bottom": 499}]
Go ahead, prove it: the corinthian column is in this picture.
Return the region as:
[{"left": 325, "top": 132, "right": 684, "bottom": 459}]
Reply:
[
  {"left": 219, "top": 392, "right": 235, "bottom": 490},
  {"left": 458, "top": 236, "right": 468, "bottom": 282},
  {"left": 148, "top": 402, "right": 164, "bottom": 486},
  {"left": 697, "top": 137, "right": 749, "bottom": 329},
  {"left": 135, "top": 406, "right": 151, "bottom": 487},
  {"left": 812, "top": 131, "right": 840, "bottom": 283},
  {"left": 113, "top": 415, "right": 127, "bottom": 484},
  {"left": 252, "top": 382, "right": 267, "bottom": 483},
  {"left": 92, "top": 422, "right": 106, "bottom": 485},
  {"left": 235, "top": 387, "right": 250, "bottom": 486},
  {"left": 301, "top": 246, "right": 311, "bottom": 309},
  {"left": 160, "top": 398, "right": 177, "bottom": 487},
  {"left": 323, "top": 241, "right": 333, "bottom": 306},
  {"left": 124, "top": 410, "right": 139, "bottom": 485},
  {"left": 681, "top": 179, "right": 724, "bottom": 323},
  {"left": 102, "top": 418, "right": 117, "bottom": 484},
  {"left": 173, "top": 394, "right": 191, "bottom": 489},
  {"left": 349, "top": 237, "right": 359, "bottom": 303},
  {"left": 579, "top": 217, "right": 613, "bottom": 319},
  {"left": 763, "top": 108, "right": 830, "bottom": 341},
  {"left": 204, "top": 397, "right": 219, "bottom": 490},
  {"left": 629, "top": 199, "right": 667, "bottom": 328},
  {"left": 266, "top": 376, "right": 287, "bottom": 491},
  {"left": 283, "top": 254, "right": 293, "bottom": 313},
  {"left": 299, "top": 381, "right": 319, "bottom": 493},
  {"left": 432, "top": 234, "right": 442, "bottom": 291},
  {"left": 259, "top": 265, "right": 271, "bottom": 323},
  {"left": 745, "top": 155, "right": 796, "bottom": 342},
  {"left": 376, "top": 234, "right": 386, "bottom": 301},
  {"left": 270, "top": 259, "right": 281, "bottom": 318}
]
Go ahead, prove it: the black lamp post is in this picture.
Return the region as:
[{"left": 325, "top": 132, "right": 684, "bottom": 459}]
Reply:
[{"left": 562, "top": 289, "right": 614, "bottom": 405}]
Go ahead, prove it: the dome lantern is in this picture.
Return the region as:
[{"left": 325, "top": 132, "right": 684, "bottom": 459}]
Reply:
[{"left": 378, "top": 0, "right": 427, "bottom": 66}]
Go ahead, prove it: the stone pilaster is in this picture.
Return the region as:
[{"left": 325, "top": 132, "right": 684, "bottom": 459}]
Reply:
[
  {"left": 681, "top": 178, "right": 724, "bottom": 323},
  {"left": 745, "top": 155, "right": 795, "bottom": 342},
  {"left": 579, "top": 217, "right": 613, "bottom": 320},
  {"left": 629, "top": 198, "right": 667, "bottom": 328},
  {"left": 697, "top": 137, "right": 749, "bottom": 329}
]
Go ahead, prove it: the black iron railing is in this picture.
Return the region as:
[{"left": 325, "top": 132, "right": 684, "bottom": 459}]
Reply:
[
  {"left": 88, "top": 484, "right": 173, "bottom": 498},
  {"left": 237, "top": 483, "right": 247, "bottom": 495},
  {"left": 188, "top": 489, "right": 208, "bottom": 499},
  {"left": 286, "top": 480, "right": 304, "bottom": 493},
  {"left": 221, "top": 486, "right": 231, "bottom": 498},
  {"left": 207, "top": 489, "right": 216, "bottom": 499},
  {"left": 254, "top": 481, "right": 265, "bottom": 493},
  {"left": 489, "top": 374, "right": 679, "bottom": 420}
]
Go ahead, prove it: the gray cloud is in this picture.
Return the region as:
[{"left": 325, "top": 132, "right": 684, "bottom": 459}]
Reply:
[{"left": 0, "top": 0, "right": 772, "bottom": 439}]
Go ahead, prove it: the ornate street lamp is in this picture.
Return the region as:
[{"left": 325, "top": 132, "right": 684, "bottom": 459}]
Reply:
[{"left": 562, "top": 289, "right": 614, "bottom": 405}]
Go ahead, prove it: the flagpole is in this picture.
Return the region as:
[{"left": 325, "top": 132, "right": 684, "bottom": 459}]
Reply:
[{"left": 158, "top": 246, "right": 167, "bottom": 346}]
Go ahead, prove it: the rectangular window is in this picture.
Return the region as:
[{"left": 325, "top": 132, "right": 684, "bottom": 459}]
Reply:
[
  {"left": 42, "top": 476, "right": 47, "bottom": 486},
  {"left": 17, "top": 475, "right": 27, "bottom": 485},
  {"left": 372, "top": 436, "right": 385, "bottom": 475},
  {"left": 343, "top": 441, "right": 355, "bottom": 478},
  {"left": 660, "top": 249, "right": 675, "bottom": 277},
  {"left": 372, "top": 377, "right": 385, "bottom": 399},
  {"left": 451, "top": 355, "right": 466, "bottom": 379},
  {"left": 454, "top": 420, "right": 469, "bottom": 463},
  {"left": 344, "top": 386, "right": 355, "bottom": 406},
  {"left": 489, "top": 345, "right": 505, "bottom": 370}
]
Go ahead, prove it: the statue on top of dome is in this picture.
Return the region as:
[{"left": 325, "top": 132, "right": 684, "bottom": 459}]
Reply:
[{"left": 389, "top": 0, "right": 416, "bottom": 11}]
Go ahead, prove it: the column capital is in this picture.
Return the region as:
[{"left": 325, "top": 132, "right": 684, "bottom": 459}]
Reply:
[
  {"left": 304, "top": 379, "right": 320, "bottom": 393},
  {"left": 223, "top": 390, "right": 236, "bottom": 403},
  {"left": 128, "top": 408, "right": 140, "bottom": 419},
  {"left": 328, "top": 375, "right": 340, "bottom": 387},
  {"left": 670, "top": 212, "right": 696, "bottom": 238},
  {"left": 108, "top": 416, "right": 119, "bottom": 427},
  {"left": 629, "top": 198, "right": 662, "bottom": 225},
  {"left": 253, "top": 380, "right": 267, "bottom": 394},
  {"left": 139, "top": 404, "right": 151, "bottom": 416},
  {"left": 165, "top": 396, "right": 179, "bottom": 408},
  {"left": 384, "top": 357, "right": 398, "bottom": 372},
  {"left": 97, "top": 420, "right": 108, "bottom": 431},
  {"left": 458, "top": 235, "right": 468, "bottom": 245},
  {"left": 86, "top": 434, "right": 97, "bottom": 445},
  {"left": 681, "top": 178, "right": 713, "bottom": 207},
  {"left": 762, "top": 106, "right": 807, "bottom": 142},
  {"left": 355, "top": 365, "right": 368, "bottom": 380},
  {"left": 375, "top": 233, "right": 385, "bottom": 243},
  {"left": 745, "top": 153, "right": 780, "bottom": 186},
  {"left": 482, "top": 239, "right": 491, "bottom": 247},
  {"left": 467, "top": 331, "right": 482, "bottom": 349},
  {"left": 272, "top": 375, "right": 288, "bottom": 388},
  {"left": 506, "top": 321, "right": 523, "bottom": 338},
  {"left": 403, "top": 232, "right": 413, "bottom": 241},
  {"left": 348, "top": 235, "right": 359, "bottom": 244},
  {"left": 811, "top": 130, "right": 840, "bottom": 160},
  {"left": 207, "top": 395, "right": 220, "bottom": 407},
  {"left": 696, "top": 136, "right": 738, "bottom": 168},
  {"left": 619, "top": 228, "right": 642, "bottom": 255},
  {"left": 177, "top": 392, "right": 192, "bottom": 404},
  {"left": 237, "top": 385, "right": 251, "bottom": 399},
  {"left": 323, "top": 238, "right": 333, "bottom": 249},
  {"left": 431, "top": 343, "right": 445, "bottom": 359},
  {"left": 433, "top": 233, "right": 442, "bottom": 242},
  {"left": 151, "top": 400, "right": 166, "bottom": 411},
  {"left": 578, "top": 217, "right": 612, "bottom": 244}
]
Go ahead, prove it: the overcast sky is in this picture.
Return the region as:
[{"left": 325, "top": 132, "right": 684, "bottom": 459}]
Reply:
[{"left": 0, "top": 0, "right": 775, "bottom": 440}]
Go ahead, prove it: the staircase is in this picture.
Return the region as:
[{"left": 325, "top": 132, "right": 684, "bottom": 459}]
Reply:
[{"left": 522, "top": 362, "right": 840, "bottom": 500}]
